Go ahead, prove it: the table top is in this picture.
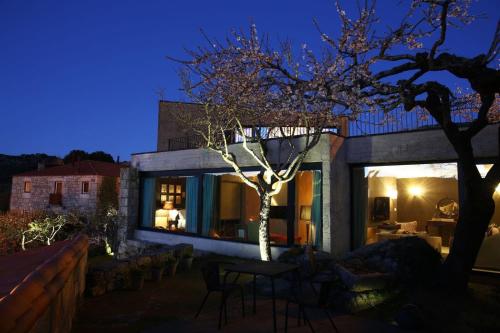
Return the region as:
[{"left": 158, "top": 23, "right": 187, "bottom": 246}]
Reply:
[
  {"left": 224, "top": 261, "right": 299, "bottom": 277},
  {"left": 427, "top": 219, "right": 457, "bottom": 225}
]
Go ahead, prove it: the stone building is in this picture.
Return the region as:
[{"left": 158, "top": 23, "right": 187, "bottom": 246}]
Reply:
[
  {"left": 118, "top": 101, "right": 499, "bottom": 271},
  {"left": 10, "top": 160, "right": 121, "bottom": 214}
]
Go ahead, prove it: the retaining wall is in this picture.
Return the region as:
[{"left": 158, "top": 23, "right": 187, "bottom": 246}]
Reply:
[{"left": 0, "top": 235, "right": 88, "bottom": 333}]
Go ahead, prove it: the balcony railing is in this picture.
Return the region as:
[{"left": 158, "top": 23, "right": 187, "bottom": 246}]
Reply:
[
  {"left": 49, "top": 193, "right": 62, "bottom": 205},
  {"left": 347, "top": 107, "right": 489, "bottom": 137},
  {"left": 159, "top": 108, "right": 492, "bottom": 152},
  {"left": 163, "top": 127, "right": 341, "bottom": 152}
]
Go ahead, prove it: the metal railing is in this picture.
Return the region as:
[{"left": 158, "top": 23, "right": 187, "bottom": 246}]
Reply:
[
  {"left": 161, "top": 108, "right": 490, "bottom": 152},
  {"left": 347, "top": 107, "right": 483, "bottom": 137}
]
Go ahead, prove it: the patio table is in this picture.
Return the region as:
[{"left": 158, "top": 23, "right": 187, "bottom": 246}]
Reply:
[{"left": 224, "top": 261, "right": 299, "bottom": 333}]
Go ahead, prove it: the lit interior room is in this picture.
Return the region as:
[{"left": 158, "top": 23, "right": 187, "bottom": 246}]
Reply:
[
  {"left": 154, "top": 177, "right": 187, "bottom": 231},
  {"left": 355, "top": 163, "right": 499, "bottom": 271},
  {"left": 142, "top": 169, "right": 320, "bottom": 246}
]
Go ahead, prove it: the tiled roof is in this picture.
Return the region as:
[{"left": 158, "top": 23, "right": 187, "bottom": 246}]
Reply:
[{"left": 14, "top": 160, "right": 122, "bottom": 177}]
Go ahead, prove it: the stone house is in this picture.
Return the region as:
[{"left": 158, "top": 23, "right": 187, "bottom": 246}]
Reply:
[
  {"left": 10, "top": 160, "right": 121, "bottom": 214},
  {"left": 117, "top": 101, "right": 499, "bottom": 271}
]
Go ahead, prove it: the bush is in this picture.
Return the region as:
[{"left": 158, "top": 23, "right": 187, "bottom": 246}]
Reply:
[
  {"left": 0, "top": 211, "right": 47, "bottom": 255},
  {"left": 21, "top": 215, "right": 68, "bottom": 250}
]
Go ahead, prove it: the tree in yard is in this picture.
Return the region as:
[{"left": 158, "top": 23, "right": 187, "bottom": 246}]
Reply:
[
  {"left": 176, "top": 0, "right": 499, "bottom": 281},
  {"left": 174, "top": 27, "right": 338, "bottom": 261},
  {"left": 310, "top": 0, "right": 499, "bottom": 290},
  {"left": 21, "top": 215, "right": 67, "bottom": 250}
]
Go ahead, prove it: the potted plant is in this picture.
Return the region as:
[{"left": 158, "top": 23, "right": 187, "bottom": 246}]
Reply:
[
  {"left": 165, "top": 256, "right": 179, "bottom": 277},
  {"left": 130, "top": 267, "right": 145, "bottom": 290}
]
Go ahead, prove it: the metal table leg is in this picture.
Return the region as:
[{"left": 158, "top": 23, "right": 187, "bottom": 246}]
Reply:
[
  {"left": 271, "top": 277, "right": 277, "bottom": 333},
  {"left": 253, "top": 274, "right": 257, "bottom": 314}
]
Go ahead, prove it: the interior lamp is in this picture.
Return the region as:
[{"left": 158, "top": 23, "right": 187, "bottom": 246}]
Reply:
[
  {"left": 409, "top": 186, "right": 424, "bottom": 197},
  {"left": 300, "top": 205, "right": 312, "bottom": 244},
  {"left": 155, "top": 201, "right": 175, "bottom": 229},
  {"left": 155, "top": 208, "right": 169, "bottom": 228}
]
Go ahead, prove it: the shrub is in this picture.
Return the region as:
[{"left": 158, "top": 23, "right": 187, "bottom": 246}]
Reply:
[
  {"left": 0, "top": 211, "right": 46, "bottom": 255},
  {"left": 21, "top": 215, "right": 67, "bottom": 250}
]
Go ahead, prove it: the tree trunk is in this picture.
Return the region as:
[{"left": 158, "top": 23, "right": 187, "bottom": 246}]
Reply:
[
  {"left": 258, "top": 193, "right": 272, "bottom": 261},
  {"left": 441, "top": 151, "right": 496, "bottom": 290}
]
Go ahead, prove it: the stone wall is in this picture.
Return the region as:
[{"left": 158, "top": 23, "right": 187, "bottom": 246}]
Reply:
[
  {"left": 116, "top": 167, "right": 139, "bottom": 259},
  {"left": 157, "top": 101, "right": 204, "bottom": 151},
  {"left": 0, "top": 235, "right": 88, "bottom": 333},
  {"left": 9, "top": 175, "right": 117, "bottom": 214}
]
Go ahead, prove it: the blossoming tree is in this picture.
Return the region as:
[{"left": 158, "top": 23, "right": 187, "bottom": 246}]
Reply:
[
  {"left": 175, "top": 0, "right": 499, "bottom": 283},
  {"left": 173, "top": 27, "right": 340, "bottom": 261},
  {"left": 303, "top": 0, "right": 499, "bottom": 290}
]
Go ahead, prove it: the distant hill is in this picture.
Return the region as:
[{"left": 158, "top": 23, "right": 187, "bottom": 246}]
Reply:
[
  {"left": 0, "top": 153, "right": 59, "bottom": 184},
  {"left": 0, "top": 153, "right": 59, "bottom": 211}
]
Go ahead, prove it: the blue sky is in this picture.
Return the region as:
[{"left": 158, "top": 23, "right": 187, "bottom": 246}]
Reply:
[{"left": 0, "top": 0, "right": 497, "bottom": 160}]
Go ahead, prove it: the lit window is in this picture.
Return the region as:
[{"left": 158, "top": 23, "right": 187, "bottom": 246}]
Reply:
[
  {"left": 82, "top": 181, "right": 89, "bottom": 194},
  {"left": 24, "top": 181, "right": 32, "bottom": 193}
]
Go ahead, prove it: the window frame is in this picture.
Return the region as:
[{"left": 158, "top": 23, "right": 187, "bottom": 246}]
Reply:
[
  {"left": 54, "top": 181, "right": 63, "bottom": 194},
  {"left": 23, "top": 181, "right": 32, "bottom": 193},
  {"left": 81, "top": 181, "right": 90, "bottom": 194},
  {"left": 137, "top": 162, "right": 322, "bottom": 247}
]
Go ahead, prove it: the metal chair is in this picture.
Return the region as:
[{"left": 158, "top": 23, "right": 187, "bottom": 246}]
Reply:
[
  {"left": 194, "top": 261, "right": 245, "bottom": 329},
  {"left": 284, "top": 276, "right": 339, "bottom": 333}
]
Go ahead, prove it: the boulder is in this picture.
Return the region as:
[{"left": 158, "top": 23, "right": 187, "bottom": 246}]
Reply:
[
  {"left": 342, "top": 237, "right": 442, "bottom": 286},
  {"left": 334, "top": 264, "right": 393, "bottom": 292}
]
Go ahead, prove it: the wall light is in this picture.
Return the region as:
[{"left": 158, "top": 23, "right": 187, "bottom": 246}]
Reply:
[
  {"left": 496, "top": 183, "right": 500, "bottom": 194},
  {"left": 409, "top": 186, "right": 424, "bottom": 197},
  {"left": 387, "top": 189, "right": 398, "bottom": 199}
]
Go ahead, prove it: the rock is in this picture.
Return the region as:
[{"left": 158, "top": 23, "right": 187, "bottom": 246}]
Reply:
[
  {"left": 331, "top": 288, "right": 397, "bottom": 313},
  {"left": 394, "top": 303, "right": 425, "bottom": 330},
  {"left": 342, "top": 237, "right": 442, "bottom": 286},
  {"left": 334, "top": 264, "right": 393, "bottom": 292}
]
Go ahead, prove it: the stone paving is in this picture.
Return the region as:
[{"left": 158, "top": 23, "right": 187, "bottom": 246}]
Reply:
[{"left": 73, "top": 256, "right": 408, "bottom": 333}]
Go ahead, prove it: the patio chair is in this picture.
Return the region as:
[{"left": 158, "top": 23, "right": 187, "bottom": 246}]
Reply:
[
  {"left": 194, "top": 261, "right": 245, "bottom": 329},
  {"left": 284, "top": 279, "right": 339, "bottom": 333},
  {"left": 302, "top": 245, "right": 336, "bottom": 294}
]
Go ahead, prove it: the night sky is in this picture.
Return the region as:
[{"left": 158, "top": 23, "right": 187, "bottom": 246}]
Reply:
[{"left": 0, "top": 0, "right": 497, "bottom": 161}]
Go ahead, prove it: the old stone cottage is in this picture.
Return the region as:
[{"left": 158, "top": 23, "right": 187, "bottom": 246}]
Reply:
[{"left": 10, "top": 160, "right": 121, "bottom": 214}]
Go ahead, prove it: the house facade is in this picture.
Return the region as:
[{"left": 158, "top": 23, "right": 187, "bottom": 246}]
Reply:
[
  {"left": 118, "top": 101, "right": 499, "bottom": 270},
  {"left": 10, "top": 160, "right": 121, "bottom": 214}
]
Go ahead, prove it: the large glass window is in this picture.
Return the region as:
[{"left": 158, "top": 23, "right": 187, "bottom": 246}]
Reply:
[
  {"left": 139, "top": 168, "right": 321, "bottom": 247},
  {"left": 140, "top": 176, "right": 198, "bottom": 233},
  {"left": 352, "top": 163, "right": 500, "bottom": 272},
  {"left": 294, "top": 171, "right": 322, "bottom": 246},
  {"left": 209, "top": 173, "right": 289, "bottom": 245}
]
